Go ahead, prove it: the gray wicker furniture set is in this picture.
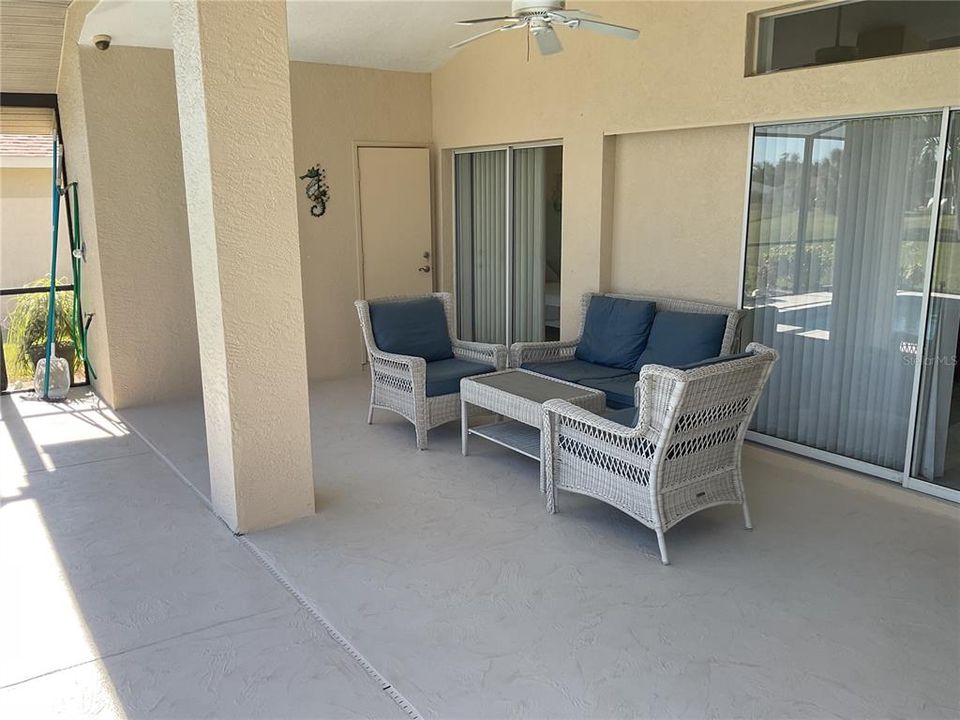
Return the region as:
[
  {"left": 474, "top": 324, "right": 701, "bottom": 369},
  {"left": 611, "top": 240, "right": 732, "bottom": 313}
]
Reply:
[{"left": 357, "top": 291, "right": 778, "bottom": 564}]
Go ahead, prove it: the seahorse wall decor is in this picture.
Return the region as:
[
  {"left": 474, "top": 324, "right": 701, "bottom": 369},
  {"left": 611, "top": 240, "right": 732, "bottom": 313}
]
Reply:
[{"left": 299, "top": 165, "right": 330, "bottom": 217}]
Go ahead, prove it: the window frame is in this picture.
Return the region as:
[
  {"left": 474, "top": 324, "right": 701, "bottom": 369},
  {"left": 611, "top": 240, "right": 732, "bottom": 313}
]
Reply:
[{"left": 745, "top": 0, "right": 960, "bottom": 77}]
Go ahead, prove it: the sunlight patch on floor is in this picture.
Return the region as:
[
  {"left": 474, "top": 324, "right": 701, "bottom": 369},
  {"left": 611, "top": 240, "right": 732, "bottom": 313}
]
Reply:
[
  {"left": 1, "top": 392, "right": 128, "bottom": 714},
  {"left": 1, "top": 472, "right": 126, "bottom": 717}
]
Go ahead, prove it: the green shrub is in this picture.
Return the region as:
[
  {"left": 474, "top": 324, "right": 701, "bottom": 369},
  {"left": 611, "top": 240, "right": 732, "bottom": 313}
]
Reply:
[{"left": 5, "top": 277, "right": 74, "bottom": 375}]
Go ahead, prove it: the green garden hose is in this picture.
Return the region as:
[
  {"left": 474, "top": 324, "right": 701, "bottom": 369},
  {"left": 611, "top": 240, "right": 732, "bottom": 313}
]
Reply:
[{"left": 68, "top": 181, "right": 95, "bottom": 380}]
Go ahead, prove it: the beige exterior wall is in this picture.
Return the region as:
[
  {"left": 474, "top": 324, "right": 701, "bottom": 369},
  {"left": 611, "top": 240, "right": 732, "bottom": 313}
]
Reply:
[
  {"left": 431, "top": 1, "right": 960, "bottom": 334},
  {"left": 56, "top": 0, "right": 960, "bottom": 403},
  {"left": 609, "top": 125, "right": 752, "bottom": 304},
  {"left": 57, "top": 19, "right": 432, "bottom": 404},
  {"left": 57, "top": 0, "right": 116, "bottom": 404},
  {"left": 289, "top": 62, "right": 432, "bottom": 379},
  {"left": 80, "top": 43, "right": 202, "bottom": 407},
  {"left": 57, "top": 0, "right": 200, "bottom": 408},
  {"left": 0, "top": 166, "right": 72, "bottom": 290}
]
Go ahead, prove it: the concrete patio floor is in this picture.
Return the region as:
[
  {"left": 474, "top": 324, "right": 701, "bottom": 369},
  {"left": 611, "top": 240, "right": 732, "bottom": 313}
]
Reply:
[
  {"left": 3, "top": 374, "right": 959, "bottom": 718},
  {"left": 0, "top": 390, "right": 403, "bottom": 719}
]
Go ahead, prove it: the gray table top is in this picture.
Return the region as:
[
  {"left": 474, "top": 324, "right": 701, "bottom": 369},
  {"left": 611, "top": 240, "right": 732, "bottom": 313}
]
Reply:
[{"left": 466, "top": 369, "right": 601, "bottom": 403}]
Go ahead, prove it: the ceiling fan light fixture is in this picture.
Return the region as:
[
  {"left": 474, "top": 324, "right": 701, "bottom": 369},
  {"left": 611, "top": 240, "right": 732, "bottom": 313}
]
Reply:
[{"left": 450, "top": 0, "right": 638, "bottom": 56}]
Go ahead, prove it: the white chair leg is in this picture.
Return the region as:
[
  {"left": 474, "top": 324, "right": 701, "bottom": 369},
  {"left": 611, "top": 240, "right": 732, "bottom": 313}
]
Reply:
[
  {"left": 656, "top": 529, "right": 670, "bottom": 566},
  {"left": 546, "top": 483, "right": 557, "bottom": 514},
  {"left": 742, "top": 498, "right": 753, "bottom": 531},
  {"left": 367, "top": 404, "right": 375, "bottom": 425},
  {"left": 415, "top": 425, "right": 427, "bottom": 451}
]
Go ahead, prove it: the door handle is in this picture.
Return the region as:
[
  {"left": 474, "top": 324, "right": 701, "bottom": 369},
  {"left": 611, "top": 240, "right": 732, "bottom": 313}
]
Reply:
[{"left": 418, "top": 265, "right": 431, "bottom": 273}]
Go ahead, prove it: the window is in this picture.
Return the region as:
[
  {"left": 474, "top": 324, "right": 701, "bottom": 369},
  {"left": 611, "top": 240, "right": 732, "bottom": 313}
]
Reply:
[{"left": 754, "top": 0, "right": 960, "bottom": 75}]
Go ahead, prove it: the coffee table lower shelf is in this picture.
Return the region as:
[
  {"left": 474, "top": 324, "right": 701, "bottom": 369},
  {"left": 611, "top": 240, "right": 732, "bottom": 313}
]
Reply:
[{"left": 468, "top": 420, "right": 541, "bottom": 460}]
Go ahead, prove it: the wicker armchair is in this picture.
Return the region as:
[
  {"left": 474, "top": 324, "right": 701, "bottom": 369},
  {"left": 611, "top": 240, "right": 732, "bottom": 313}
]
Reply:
[
  {"left": 355, "top": 292, "right": 507, "bottom": 450},
  {"left": 510, "top": 292, "right": 746, "bottom": 368},
  {"left": 542, "top": 343, "right": 778, "bottom": 565}
]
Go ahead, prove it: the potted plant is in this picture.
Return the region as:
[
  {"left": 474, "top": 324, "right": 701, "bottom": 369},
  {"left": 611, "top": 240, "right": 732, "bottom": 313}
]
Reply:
[{"left": 6, "top": 277, "right": 78, "bottom": 382}]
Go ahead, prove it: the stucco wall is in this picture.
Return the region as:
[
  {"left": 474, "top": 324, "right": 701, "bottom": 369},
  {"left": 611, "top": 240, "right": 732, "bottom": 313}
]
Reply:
[
  {"left": 57, "top": 0, "right": 116, "bottom": 404},
  {"left": 609, "top": 124, "right": 752, "bottom": 305},
  {"left": 79, "top": 44, "right": 202, "bottom": 407},
  {"left": 57, "top": 0, "right": 200, "bottom": 408},
  {"left": 57, "top": 14, "right": 433, "bottom": 404},
  {"left": 57, "top": 0, "right": 960, "bottom": 404},
  {"left": 431, "top": 1, "right": 960, "bottom": 331},
  {"left": 289, "top": 62, "right": 432, "bottom": 379}
]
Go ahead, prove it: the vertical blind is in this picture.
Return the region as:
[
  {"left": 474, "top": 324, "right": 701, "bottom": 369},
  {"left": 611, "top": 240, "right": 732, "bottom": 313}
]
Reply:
[
  {"left": 456, "top": 146, "right": 558, "bottom": 345},
  {"left": 456, "top": 150, "right": 507, "bottom": 343},
  {"left": 512, "top": 147, "right": 547, "bottom": 343},
  {"left": 744, "top": 113, "right": 942, "bottom": 470}
]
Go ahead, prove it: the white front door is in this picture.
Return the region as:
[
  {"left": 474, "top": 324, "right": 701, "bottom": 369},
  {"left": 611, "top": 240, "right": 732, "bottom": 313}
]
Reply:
[{"left": 357, "top": 146, "right": 433, "bottom": 300}]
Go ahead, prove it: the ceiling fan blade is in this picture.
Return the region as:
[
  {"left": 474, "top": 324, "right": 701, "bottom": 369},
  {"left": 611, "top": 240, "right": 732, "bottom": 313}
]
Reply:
[
  {"left": 456, "top": 16, "right": 515, "bottom": 25},
  {"left": 573, "top": 18, "right": 639, "bottom": 40},
  {"left": 450, "top": 25, "right": 512, "bottom": 49},
  {"left": 534, "top": 27, "right": 563, "bottom": 56}
]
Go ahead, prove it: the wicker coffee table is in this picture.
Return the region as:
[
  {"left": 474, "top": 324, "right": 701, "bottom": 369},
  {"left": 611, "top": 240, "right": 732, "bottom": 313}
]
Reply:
[{"left": 460, "top": 369, "right": 606, "bottom": 478}]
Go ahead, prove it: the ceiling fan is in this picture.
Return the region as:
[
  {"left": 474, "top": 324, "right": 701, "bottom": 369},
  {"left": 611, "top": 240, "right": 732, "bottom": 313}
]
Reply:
[{"left": 451, "top": 0, "right": 639, "bottom": 56}]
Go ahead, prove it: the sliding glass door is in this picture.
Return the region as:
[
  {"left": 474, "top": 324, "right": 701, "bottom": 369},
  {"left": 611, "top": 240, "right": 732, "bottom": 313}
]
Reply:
[
  {"left": 909, "top": 111, "right": 960, "bottom": 499},
  {"left": 455, "top": 144, "right": 563, "bottom": 346},
  {"left": 743, "top": 111, "right": 957, "bottom": 497}
]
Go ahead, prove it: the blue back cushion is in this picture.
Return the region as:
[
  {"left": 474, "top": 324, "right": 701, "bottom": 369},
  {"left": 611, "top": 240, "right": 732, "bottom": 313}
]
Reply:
[
  {"left": 369, "top": 297, "right": 453, "bottom": 362},
  {"left": 635, "top": 311, "right": 727, "bottom": 370},
  {"left": 575, "top": 296, "right": 656, "bottom": 369}
]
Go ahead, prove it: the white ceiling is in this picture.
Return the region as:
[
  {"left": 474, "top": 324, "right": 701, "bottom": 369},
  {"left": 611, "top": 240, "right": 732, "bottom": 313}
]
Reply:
[
  {"left": 1, "top": 0, "right": 71, "bottom": 94},
  {"left": 80, "top": 0, "right": 512, "bottom": 73}
]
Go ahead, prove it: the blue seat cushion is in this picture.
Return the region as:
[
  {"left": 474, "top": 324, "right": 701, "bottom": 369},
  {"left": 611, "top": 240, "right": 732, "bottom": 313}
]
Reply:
[
  {"left": 425, "top": 358, "right": 494, "bottom": 397},
  {"left": 581, "top": 374, "right": 639, "bottom": 410},
  {"left": 606, "top": 406, "right": 641, "bottom": 428},
  {"left": 369, "top": 297, "right": 453, "bottom": 362},
  {"left": 676, "top": 351, "right": 752, "bottom": 371},
  {"left": 574, "top": 296, "right": 656, "bottom": 370},
  {"left": 522, "top": 359, "right": 634, "bottom": 384},
  {"left": 634, "top": 311, "right": 726, "bottom": 370}
]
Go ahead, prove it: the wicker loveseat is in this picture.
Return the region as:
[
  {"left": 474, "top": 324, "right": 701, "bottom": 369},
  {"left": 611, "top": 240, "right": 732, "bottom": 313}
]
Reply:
[
  {"left": 355, "top": 293, "right": 507, "bottom": 450},
  {"left": 511, "top": 293, "right": 746, "bottom": 409},
  {"left": 542, "top": 343, "right": 778, "bottom": 565}
]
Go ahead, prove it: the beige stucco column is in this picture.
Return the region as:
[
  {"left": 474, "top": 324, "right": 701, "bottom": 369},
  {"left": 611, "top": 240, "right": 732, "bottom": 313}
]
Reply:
[{"left": 170, "top": 0, "right": 314, "bottom": 532}]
